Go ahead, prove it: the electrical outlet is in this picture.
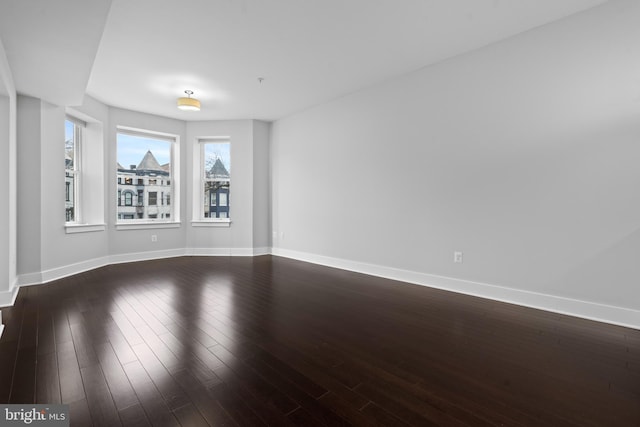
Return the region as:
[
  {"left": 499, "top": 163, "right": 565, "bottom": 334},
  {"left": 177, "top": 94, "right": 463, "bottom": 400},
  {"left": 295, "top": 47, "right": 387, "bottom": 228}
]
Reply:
[
  {"left": 454, "top": 251, "right": 463, "bottom": 264},
  {"left": 151, "top": 234, "right": 157, "bottom": 242}
]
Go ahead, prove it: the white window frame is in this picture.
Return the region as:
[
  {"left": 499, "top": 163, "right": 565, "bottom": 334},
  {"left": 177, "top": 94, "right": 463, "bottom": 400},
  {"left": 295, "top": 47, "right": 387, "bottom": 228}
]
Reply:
[
  {"left": 116, "top": 126, "right": 180, "bottom": 230},
  {"left": 192, "top": 137, "right": 231, "bottom": 227},
  {"left": 64, "top": 110, "right": 106, "bottom": 234},
  {"left": 65, "top": 116, "right": 84, "bottom": 224}
]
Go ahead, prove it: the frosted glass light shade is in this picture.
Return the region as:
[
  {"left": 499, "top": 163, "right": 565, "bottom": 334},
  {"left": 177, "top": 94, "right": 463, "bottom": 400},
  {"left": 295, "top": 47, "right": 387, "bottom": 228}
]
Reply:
[{"left": 177, "top": 96, "right": 201, "bottom": 111}]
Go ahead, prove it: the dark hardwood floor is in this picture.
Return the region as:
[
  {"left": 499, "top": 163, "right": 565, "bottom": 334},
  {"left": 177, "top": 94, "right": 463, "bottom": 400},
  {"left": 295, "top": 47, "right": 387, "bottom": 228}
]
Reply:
[{"left": 0, "top": 255, "right": 638, "bottom": 426}]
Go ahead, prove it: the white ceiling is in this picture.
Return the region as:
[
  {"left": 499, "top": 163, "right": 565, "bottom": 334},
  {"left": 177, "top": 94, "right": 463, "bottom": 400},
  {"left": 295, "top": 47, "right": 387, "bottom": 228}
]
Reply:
[
  {"left": 0, "top": 0, "right": 112, "bottom": 106},
  {"left": 1, "top": 0, "right": 608, "bottom": 121}
]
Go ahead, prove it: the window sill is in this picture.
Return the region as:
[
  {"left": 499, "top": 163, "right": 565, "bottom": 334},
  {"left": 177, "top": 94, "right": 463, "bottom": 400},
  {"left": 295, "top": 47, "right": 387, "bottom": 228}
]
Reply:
[
  {"left": 65, "top": 223, "right": 106, "bottom": 234},
  {"left": 116, "top": 221, "right": 181, "bottom": 231},
  {"left": 191, "top": 219, "right": 231, "bottom": 228}
]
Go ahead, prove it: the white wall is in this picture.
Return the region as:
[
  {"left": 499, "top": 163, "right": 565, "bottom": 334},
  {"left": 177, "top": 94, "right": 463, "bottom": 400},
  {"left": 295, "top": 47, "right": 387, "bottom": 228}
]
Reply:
[
  {"left": 0, "top": 96, "right": 10, "bottom": 295},
  {"left": 185, "top": 120, "right": 254, "bottom": 253},
  {"left": 16, "top": 95, "right": 111, "bottom": 283},
  {"left": 0, "top": 36, "right": 17, "bottom": 310},
  {"left": 108, "top": 107, "right": 187, "bottom": 257},
  {"left": 16, "top": 96, "right": 42, "bottom": 278},
  {"left": 69, "top": 96, "right": 109, "bottom": 227},
  {"left": 253, "top": 120, "right": 271, "bottom": 250},
  {"left": 271, "top": 0, "right": 640, "bottom": 326}
]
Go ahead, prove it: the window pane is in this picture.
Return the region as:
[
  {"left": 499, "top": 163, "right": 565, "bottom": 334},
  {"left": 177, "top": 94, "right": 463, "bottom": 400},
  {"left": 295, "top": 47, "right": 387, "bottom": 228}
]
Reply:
[
  {"left": 65, "top": 120, "right": 75, "bottom": 170},
  {"left": 203, "top": 142, "right": 230, "bottom": 219},
  {"left": 117, "top": 132, "right": 172, "bottom": 221},
  {"left": 65, "top": 120, "right": 77, "bottom": 222},
  {"left": 204, "top": 143, "right": 230, "bottom": 178},
  {"left": 65, "top": 173, "right": 75, "bottom": 221}
]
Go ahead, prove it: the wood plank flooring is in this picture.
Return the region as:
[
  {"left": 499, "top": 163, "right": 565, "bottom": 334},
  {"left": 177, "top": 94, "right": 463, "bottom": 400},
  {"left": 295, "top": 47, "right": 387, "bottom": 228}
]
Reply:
[{"left": 0, "top": 255, "right": 638, "bottom": 426}]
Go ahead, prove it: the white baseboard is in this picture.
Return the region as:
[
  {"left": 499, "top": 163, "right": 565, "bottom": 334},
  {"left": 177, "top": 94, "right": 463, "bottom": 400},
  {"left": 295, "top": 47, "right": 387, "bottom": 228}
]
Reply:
[
  {"left": 186, "top": 248, "right": 232, "bottom": 256},
  {"left": 40, "top": 256, "right": 110, "bottom": 285},
  {"left": 271, "top": 247, "right": 640, "bottom": 330},
  {"left": 185, "top": 247, "right": 260, "bottom": 256},
  {"left": 19, "top": 257, "right": 110, "bottom": 288},
  {"left": 17, "top": 271, "right": 43, "bottom": 287},
  {"left": 109, "top": 248, "right": 186, "bottom": 265},
  {"left": 253, "top": 247, "right": 271, "bottom": 256},
  {"left": 0, "top": 279, "right": 19, "bottom": 307}
]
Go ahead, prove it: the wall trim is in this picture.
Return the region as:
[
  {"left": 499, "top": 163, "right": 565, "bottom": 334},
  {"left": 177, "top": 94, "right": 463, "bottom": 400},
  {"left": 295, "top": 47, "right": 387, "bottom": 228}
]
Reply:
[
  {"left": 186, "top": 248, "right": 233, "bottom": 256},
  {"left": 185, "top": 247, "right": 258, "bottom": 257},
  {"left": 0, "top": 278, "right": 19, "bottom": 308},
  {"left": 18, "top": 257, "right": 109, "bottom": 287},
  {"left": 17, "top": 271, "right": 43, "bottom": 287},
  {"left": 41, "top": 256, "right": 110, "bottom": 285},
  {"left": 109, "top": 248, "right": 185, "bottom": 265},
  {"left": 253, "top": 247, "right": 271, "bottom": 256},
  {"left": 271, "top": 247, "right": 640, "bottom": 330}
]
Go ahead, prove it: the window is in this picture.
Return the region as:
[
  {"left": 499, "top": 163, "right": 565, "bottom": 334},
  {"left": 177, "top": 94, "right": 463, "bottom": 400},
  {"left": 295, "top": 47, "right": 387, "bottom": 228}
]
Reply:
[
  {"left": 117, "top": 128, "right": 177, "bottom": 223},
  {"left": 65, "top": 119, "right": 82, "bottom": 223},
  {"left": 64, "top": 110, "right": 106, "bottom": 234},
  {"left": 124, "top": 191, "right": 133, "bottom": 206},
  {"left": 117, "top": 190, "right": 121, "bottom": 206},
  {"left": 200, "top": 140, "right": 230, "bottom": 220}
]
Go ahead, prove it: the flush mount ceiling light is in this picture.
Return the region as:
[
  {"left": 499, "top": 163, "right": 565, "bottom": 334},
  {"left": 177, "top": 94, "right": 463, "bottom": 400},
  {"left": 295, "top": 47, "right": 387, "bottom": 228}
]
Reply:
[{"left": 177, "top": 90, "right": 201, "bottom": 111}]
